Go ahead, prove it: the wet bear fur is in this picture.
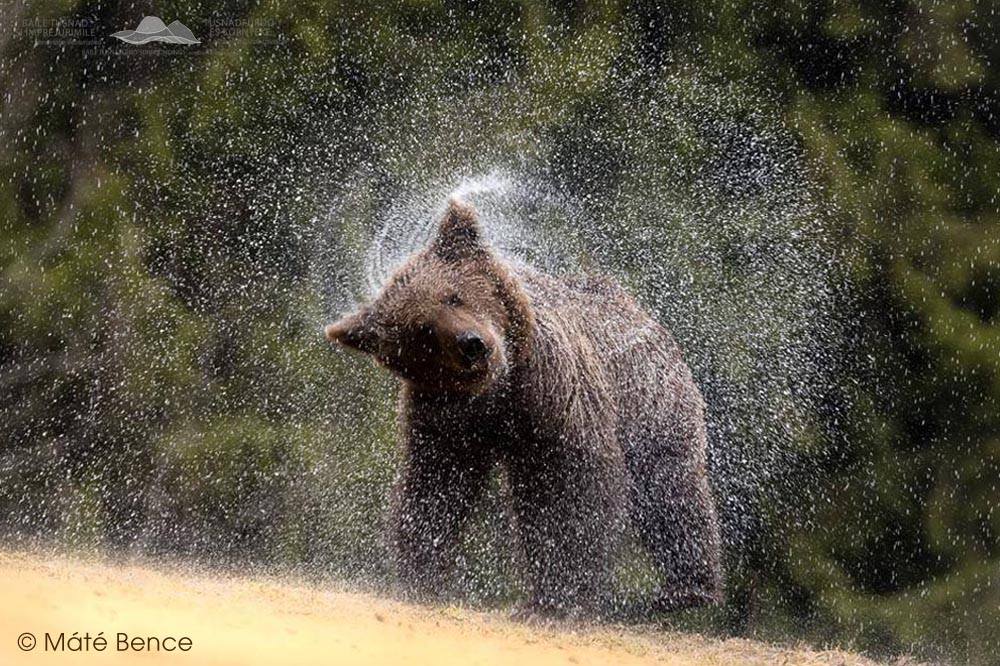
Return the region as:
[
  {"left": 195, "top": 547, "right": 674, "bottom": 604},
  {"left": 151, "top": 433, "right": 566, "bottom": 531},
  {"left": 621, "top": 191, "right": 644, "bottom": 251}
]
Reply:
[{"left": 325, "top": 199, "right": 722, "bottom": 617}]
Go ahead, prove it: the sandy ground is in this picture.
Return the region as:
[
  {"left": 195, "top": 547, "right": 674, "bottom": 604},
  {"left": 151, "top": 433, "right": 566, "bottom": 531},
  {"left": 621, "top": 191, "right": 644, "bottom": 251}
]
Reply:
[{"left": 0, "top": 550, "right": 883, "bottom": 666}]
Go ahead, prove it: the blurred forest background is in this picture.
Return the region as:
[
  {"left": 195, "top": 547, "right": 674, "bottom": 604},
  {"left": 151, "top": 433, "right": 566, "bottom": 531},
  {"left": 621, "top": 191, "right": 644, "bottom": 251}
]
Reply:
[{"left": 1, "top": 1, "right": 998, "bottom": 664}]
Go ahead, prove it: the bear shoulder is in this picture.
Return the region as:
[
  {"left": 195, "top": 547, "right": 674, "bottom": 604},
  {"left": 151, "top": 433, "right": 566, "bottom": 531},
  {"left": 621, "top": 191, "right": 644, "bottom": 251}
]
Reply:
[{"left": 513, "top": 265, "right": 632, "bottom": 306}]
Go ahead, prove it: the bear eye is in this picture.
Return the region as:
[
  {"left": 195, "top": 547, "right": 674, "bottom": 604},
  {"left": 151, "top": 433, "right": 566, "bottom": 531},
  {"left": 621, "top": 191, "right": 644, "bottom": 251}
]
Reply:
[{"left": 445, "top": 293, "right": 463, "bottom": 307}]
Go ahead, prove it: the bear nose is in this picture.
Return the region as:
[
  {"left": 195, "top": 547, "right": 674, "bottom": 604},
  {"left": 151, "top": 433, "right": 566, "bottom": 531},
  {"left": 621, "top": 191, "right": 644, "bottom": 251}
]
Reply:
[{"left": 456, "top": 331, "right": 488, "bottom": 363}]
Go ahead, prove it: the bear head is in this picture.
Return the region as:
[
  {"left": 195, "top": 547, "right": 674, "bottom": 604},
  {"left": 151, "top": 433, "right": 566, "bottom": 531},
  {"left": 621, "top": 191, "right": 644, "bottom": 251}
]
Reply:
[{"left": 325, "top": 198, "right": 534, "bottom": 395}]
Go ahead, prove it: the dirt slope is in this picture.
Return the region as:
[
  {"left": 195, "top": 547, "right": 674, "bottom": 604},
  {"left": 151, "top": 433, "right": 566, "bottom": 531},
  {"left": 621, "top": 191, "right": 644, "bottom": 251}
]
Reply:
[{"left": 0, "top": 550, "right": 881, "bottom": 665}]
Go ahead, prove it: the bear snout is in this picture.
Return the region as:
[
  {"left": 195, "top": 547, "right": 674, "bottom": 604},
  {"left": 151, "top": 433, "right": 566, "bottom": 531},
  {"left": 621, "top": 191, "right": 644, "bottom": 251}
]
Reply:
[{"left": 456, "top": 331, "right": 489, "bottom": 365}]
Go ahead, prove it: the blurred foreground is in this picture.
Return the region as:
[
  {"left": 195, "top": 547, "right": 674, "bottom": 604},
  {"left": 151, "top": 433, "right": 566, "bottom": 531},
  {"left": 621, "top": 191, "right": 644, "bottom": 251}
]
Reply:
[{"left": 0, "top": 550, "right": 886, "bottom": 666}]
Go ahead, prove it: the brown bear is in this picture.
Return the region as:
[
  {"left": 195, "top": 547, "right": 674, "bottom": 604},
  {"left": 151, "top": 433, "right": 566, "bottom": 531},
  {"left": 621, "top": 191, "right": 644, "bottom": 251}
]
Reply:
[{"left": 325, "top": 198, "right": 722, "bottom": 617}]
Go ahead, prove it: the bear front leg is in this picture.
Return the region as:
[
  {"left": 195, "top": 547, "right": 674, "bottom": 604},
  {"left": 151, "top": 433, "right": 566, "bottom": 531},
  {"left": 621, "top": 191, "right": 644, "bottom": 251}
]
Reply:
[
  {"left": 507, "top": 437, "right": 627, "bottom": 618},
  {"left": 391, "top": 430, "right": 491, "bottom": 601}
]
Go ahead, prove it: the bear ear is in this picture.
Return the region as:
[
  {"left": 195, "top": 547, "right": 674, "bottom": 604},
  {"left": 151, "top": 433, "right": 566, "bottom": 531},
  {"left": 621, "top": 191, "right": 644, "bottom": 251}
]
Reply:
[
  {"left": 432, "top": 197, "right": 484, "bottom": 261},
  {"left": 324, "top": 308, "right": 378, "bottom": 354}
]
